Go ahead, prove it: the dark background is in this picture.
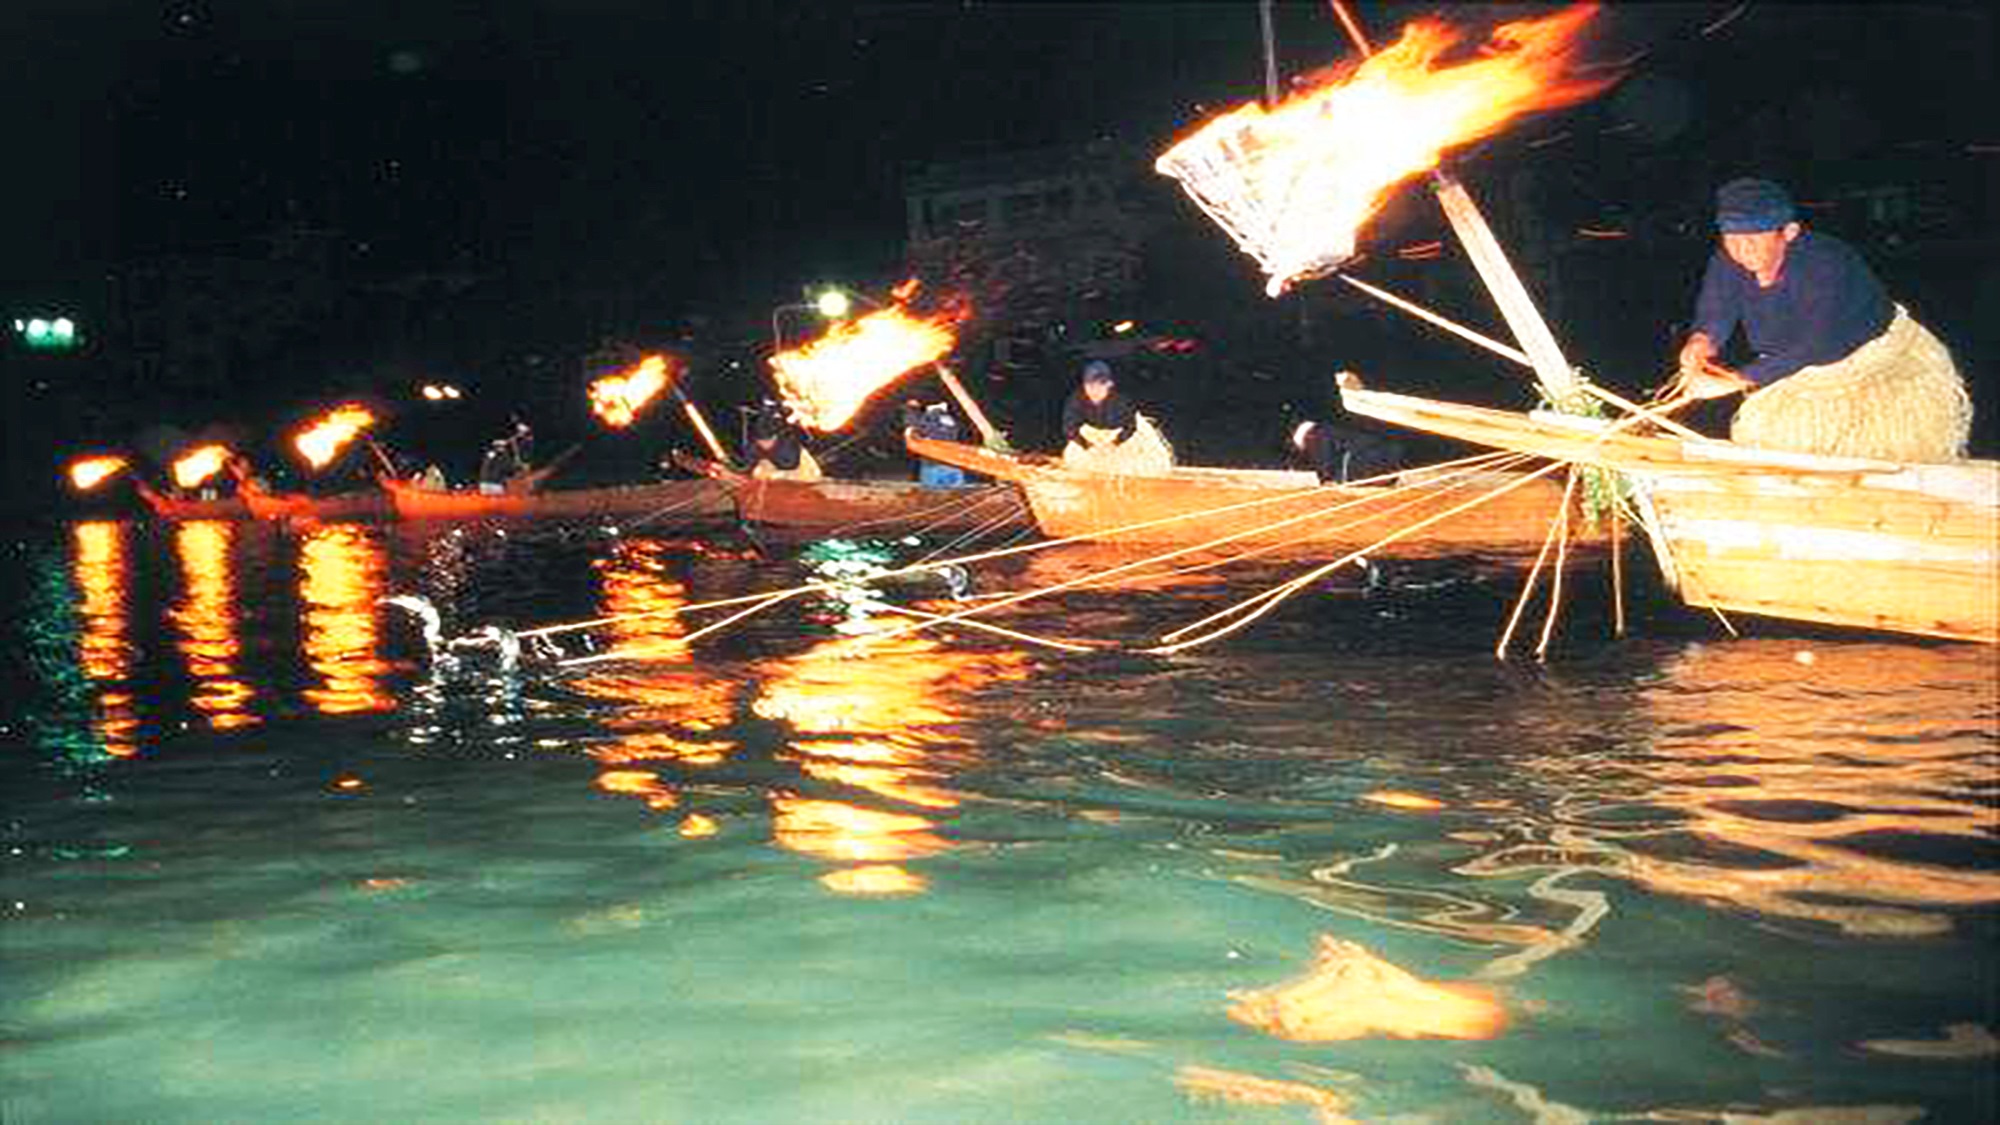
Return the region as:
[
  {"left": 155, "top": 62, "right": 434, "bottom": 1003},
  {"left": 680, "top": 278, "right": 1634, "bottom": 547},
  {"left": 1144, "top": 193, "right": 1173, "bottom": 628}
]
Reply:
[{"left": 5, "top": 1, "right": 1995, "bottom": 511}]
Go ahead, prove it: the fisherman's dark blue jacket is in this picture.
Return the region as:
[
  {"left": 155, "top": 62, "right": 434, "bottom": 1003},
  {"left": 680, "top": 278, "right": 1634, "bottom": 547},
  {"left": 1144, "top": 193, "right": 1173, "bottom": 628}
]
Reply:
[{"left": 1691, "top": 230, "right": 1893, "bottom": 386}]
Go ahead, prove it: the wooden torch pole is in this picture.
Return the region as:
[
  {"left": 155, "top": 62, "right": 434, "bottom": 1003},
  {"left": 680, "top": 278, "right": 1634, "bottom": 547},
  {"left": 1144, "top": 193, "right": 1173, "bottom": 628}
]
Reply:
[
  {"left": 933, "top": 363, "right": 1003, "bottom": 448},
  {"left": 1431, "top": 174, "right": 1580, "bottom": 405},
  {"left": 674, "top": 389, "right": 733, "bottom": 464}
]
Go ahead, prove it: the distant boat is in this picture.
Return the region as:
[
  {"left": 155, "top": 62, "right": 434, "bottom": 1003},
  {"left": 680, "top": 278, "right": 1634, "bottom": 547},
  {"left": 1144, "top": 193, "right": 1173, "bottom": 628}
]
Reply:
[
  {"left": 377, "top": 474, "right": 731, "bottom": 523},
  {"left": 906, "top": 435, "right": 1605, "bottom": 561},
  {"left": 1341, "top": 387, "right": 1999, "bottom": 644},
  {"left": 678, "top": 454, "right": 1030, "bottom": 537},
  {"left": 240, "top": 479, "right": 391, "bottom": 522},
  {"left": 133, "top": 480, "right": 248, "bottom": 521}
]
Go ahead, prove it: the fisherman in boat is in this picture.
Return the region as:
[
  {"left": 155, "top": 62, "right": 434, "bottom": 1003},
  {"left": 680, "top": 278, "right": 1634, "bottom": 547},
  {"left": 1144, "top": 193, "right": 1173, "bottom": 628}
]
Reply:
[
  {"left": 1061, "top": 360, "right": 1174, "bottom": 474},
  {"left": 747, "top": 400, "right": 823, "bottom": 482},
  {"left": 902, "top": 397, "right": 967, "bottom": 487},
  {"left": 1668, "top": 177, "right": 1971, "bottom": 462},
  {"left": 1290, "top": 371, "right": 1404, "bottom": 484},
  {"left": 477, "top": 436, "right": 520, "bottom": 495}
]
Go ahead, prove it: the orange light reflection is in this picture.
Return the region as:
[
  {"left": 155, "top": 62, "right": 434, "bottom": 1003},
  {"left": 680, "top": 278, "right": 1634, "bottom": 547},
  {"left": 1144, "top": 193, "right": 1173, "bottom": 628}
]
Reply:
[
  {"left": 755, "top": 631, "right": 1030, "bottom": 893},
  {"left": 72, "top": 522, "right": 140, "bottom": 757},
  {"left": 168, "top": 521, "right": 258, "bottom": 729},
  {"left": 298, "top": 525, "right": 394, "bottom": 714},
  {"left": 571, "top": 538, "right": 740, "bottom": 812}
]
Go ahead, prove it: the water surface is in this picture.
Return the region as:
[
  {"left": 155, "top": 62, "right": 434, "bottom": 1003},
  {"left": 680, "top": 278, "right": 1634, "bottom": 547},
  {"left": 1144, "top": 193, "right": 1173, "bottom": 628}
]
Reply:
[{"left": 4, "top": 518, "right": 1995, "bottom": 1122}]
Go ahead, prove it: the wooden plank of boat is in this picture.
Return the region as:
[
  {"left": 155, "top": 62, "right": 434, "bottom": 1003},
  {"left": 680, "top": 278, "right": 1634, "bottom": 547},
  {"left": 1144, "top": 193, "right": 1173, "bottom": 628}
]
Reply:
[
  {"left": 682, "top": 454, "right": 1029, "bottom": 535},
  {"left": 134, "top": 480, "right": 250, "bottom": 521},
  {"left": 1341, "top": 387, "right": 1999, "bottom": 644},
  {"left": 906, "top": 434, "right": 1603, "bottom": 560},
  {"left": 379, "top": 476, "right": 731, "bottom": 522},
  {"left": 241, "top": 480, "right": 391, "bottom": 522}
]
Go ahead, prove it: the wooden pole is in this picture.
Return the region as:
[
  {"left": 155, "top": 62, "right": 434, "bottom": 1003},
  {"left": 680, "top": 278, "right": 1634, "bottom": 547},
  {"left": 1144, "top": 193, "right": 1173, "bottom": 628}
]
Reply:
[
  {"left": 1431, "top": 174, "right": 1579, "bottom": 404},
  {"left": 933, "top": 363, "right": 1003, "bottom": 448},
  {"left": 1328, "top": 0, "right": 1374, "bottom": 56},
  {"left": 675, "top": 391, "right": 733, "bottom": 464}
]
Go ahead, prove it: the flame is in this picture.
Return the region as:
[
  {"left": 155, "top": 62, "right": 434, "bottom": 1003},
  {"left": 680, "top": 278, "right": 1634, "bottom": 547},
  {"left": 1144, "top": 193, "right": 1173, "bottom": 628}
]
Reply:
[
  {"left": 589, "top": 354, "right": 679, "bottom": 428},
  {"left": 295, "top": 404, "right": 376, "bottom": 469},
  {"left": 769, "top": 284, "right": 965, "bottom": 432},
  {"left": 172, "top": 444, "right": 232, "bottom": 490},
  {"left": 1155, "top": 3, "right": 1611, "bottom": 294},
  {"left": 68, "top": 456, "right": 129, "bottom": 491}
]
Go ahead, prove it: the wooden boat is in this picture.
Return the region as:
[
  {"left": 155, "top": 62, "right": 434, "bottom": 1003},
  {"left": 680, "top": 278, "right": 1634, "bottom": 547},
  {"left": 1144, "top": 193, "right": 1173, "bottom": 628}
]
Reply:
[
  {"left": 1340, "top": 386, "right": 1999, "bottom": 644},
  {"left": 379, "top": 475, "right": 733, "bottom": 523},
  {"left": 680, "top": 454, "right": 1030, "bottom": 536},
  {"left": 240, "top": 479, "right": 391, "bottom": 522},
  {"left": 133, "top": 480, "right": 249, "bottom": 521},
  {"left": 905, "top": 435, "right": 1604, "bottom": 560}
]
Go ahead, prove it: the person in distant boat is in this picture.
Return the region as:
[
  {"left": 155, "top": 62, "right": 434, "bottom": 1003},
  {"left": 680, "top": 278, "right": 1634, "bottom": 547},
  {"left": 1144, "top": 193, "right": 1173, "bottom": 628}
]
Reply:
[
  {"left": 902, "top": 398, "right": 967, "bottom": 488},
  {"left": 747, "top": 400, "right": 823, "bottom": 481},
  {"left": 507, "top": 418, "right": 535, "bottom": 470},
  {"left": 1061, "top": 360, "right": 1174, "bottom": 473},
  {"left": 478, "top": 436, "right": 520, "bottom": 495},
  {"left": 1668, "top": 177, "right": 1970, "bottom": 462}
]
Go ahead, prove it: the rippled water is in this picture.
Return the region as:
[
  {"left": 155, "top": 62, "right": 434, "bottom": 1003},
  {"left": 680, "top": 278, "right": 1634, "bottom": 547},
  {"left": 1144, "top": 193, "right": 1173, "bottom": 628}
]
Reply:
[{"left": 3, "top": 517, "right": 1995, "bottom": 1123}]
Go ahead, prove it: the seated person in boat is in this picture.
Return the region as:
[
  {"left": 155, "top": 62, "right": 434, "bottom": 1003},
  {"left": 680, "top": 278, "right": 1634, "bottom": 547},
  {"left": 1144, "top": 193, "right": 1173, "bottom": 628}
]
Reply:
[
  {"left": 902, "top": 398, "right": 967, "bottom": 487},
  {"left": 1291, "top": 421, "right": 1401, "bottom": 485},
  {"left": 1669, "top": 177, "right": 1970, "bottom": 462},
  {"left": 477, "top": 435, "right": 522, "bottom": 495},
  {"left": 1061, "top": 360, "right": 1174, "bottom": 474},
  {"left": 748, "top": 400, "right": 823, "bottom": 482}
]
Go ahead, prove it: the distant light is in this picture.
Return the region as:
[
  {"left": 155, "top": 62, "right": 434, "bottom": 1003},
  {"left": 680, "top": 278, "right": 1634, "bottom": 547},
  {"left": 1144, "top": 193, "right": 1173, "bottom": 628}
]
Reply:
[
  {"left": 52, "top": 317, "right": 75, "bottom": 340},
  {"left": 422, "top": 384, "right": 444, "bottom": 401},
  {"left": 1112, "top": 320, "right": 1136, "bottom": 334},
  {"left": 814, "top": 289, "right": 852, "bottom": 319},
  {"left": 26, "top": 318, "right": 49, "bottom": 339},
  {"left": 1575, "top": 227, "right": 1628, "bottom": 240}
]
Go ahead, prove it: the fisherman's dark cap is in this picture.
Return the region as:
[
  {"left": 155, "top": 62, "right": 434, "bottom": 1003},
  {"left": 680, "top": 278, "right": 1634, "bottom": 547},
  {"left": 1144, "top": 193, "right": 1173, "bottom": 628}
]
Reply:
[
  {"left": 1082, "top": 360, "right": 1114, "bottom": 385},
  {"left": 1716, "top": 178, "right": 1795, "bottom": 233}
]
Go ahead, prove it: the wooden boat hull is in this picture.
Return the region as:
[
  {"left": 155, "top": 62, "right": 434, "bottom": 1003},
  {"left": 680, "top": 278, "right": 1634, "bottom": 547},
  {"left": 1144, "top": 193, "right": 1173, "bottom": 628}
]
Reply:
[
  {"left": 1341, "top": 388, "right": 2000, "bottom": 643},
  {"left": 241, "top": 482, "right": 390, "bottom": 522},
  {"left": 134, "top": 482, "right": 248, "bottom": 521},
  {"left": 682, "top": 456, "right": 1027, "bottom": 535},
  {"left": 907, "top": 436, "right": 1602, "bottom": 560},
  {"left": 381, "top": 478, "right": 732, "bottom": 522}
]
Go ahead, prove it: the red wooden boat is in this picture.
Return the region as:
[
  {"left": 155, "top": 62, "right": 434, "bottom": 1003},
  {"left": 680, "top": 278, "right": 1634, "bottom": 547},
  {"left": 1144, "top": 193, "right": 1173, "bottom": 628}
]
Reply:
[
  {"left": 680, "top": 455, "right": 1029, "bottom": 536},
  {"left": 240, "top": 479, "right": 391, "bottom": 522},
  {"left": 378, "top": 475, "right": 733, "bottom": 523},
  {"left": 133, "top": 480, "right": 249, "bottom": 521}
]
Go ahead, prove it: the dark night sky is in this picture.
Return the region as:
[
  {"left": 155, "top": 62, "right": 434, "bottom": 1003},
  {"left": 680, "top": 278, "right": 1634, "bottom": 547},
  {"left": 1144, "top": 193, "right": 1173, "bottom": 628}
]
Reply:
[{"left": 7, "top": 2, "right": 1990, "bottom": 305}]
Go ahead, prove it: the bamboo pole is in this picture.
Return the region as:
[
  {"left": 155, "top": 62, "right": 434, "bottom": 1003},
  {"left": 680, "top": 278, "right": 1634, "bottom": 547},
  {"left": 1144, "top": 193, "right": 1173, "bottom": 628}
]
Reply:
[
  {"left": 1572, "top": 382, "right": 1707, "bottom": 441},
  {"left": 1329, "top": 0, "right": 1374, "bottom": 55},
  {"left": 933, "top": 363, "right": 1003, "bottom": 448},
  {"left": 676, "top": 391, "right": 733, "bottom": 464},
  {"left": 1431, "top": 174, "right": 1579, "bottom": 403}
]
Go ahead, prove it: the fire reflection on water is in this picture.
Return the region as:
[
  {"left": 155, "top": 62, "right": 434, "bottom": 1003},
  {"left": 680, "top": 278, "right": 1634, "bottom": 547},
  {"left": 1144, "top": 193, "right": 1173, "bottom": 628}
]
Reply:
[
  {"left": 1463, "top": 640, "right": 2000, "bottom": 945},
  {"left": 1606, "top": 641, "right": 2000, "bottom": 934},
  {"left": 572, "top": 539, "right": 738, "bottom": 826},
  {"left": 298, "top": 525, "right": 394, "bottom": 714},
  {"left": 757, "top": 627, "right": 1030, "bottom": 894},
  {"left": 168, "top": 521, "right": 258, "bottom": 730},
  {"left": 71, "top": 521, "right": 139, "bottom": 757}
]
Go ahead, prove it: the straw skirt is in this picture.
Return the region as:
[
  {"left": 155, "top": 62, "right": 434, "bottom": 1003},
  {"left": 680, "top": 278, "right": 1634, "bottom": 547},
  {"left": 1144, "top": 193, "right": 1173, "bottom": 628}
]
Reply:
[{"left": 1732, "top": 306, "right": 1971, "bottom": 463}]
